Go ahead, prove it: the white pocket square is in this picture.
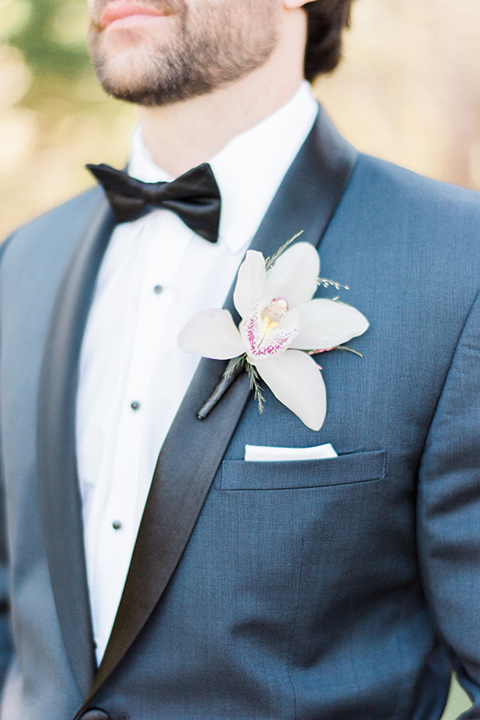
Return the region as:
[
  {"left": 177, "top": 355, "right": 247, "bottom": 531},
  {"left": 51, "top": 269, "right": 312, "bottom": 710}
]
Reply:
[{"left": 244, "top": 443, "right": 338, "bottom": 462}]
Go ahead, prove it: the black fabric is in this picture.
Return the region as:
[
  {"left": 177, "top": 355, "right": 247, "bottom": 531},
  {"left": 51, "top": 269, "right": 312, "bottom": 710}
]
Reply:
[{"left": 87, "top": 162, "right": 221, "bottom": 243}]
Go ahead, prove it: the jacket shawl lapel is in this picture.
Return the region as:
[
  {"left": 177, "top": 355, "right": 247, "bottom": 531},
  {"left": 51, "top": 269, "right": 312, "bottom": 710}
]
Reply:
[
  {"left": 37, "top": 196, "right": 116, "bottom": 696},
  {"left": 85, "top": 106, "right": 358, "bottom": 702}
]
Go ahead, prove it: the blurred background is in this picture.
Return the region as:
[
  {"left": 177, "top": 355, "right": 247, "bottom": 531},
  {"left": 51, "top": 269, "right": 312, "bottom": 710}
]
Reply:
[
  {"left": 0, "top": 1, "right": 478, "bottom": 715},
  {"left": 1, "top": 0, "right": 479, "bottom": 240}
]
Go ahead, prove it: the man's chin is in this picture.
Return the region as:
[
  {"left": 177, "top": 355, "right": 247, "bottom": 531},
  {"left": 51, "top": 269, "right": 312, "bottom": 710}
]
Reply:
[
  {"left": 91, "top": 50, "right": 184, "bottom": 107},
  {"left": 89, "top": 32, "right": 166, "bottom": 97},
  {"left": 95, "top": 67, "right": 160, "bottom": 104}
]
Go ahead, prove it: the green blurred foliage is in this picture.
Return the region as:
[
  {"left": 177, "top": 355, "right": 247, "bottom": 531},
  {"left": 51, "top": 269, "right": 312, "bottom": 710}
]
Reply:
[
  {"left": 2, "top": 0, "right": 89, "bottom": 80},
  {"left": 0, "top": 0, "right": 134, "bottom": 235},
  {"left": 1, "top": 0, "right": 108, "bottom": 110}
]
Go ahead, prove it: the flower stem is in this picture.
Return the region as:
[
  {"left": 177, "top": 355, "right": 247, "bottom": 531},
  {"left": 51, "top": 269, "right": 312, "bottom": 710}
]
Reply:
[{"left": 197, "top": 357, "right": 246, "bottom": 420}]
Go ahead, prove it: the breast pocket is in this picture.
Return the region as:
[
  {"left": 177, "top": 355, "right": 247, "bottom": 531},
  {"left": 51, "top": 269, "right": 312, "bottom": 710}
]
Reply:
[{"left": 220, "top": 449, "right": 387, "bottom": 490}]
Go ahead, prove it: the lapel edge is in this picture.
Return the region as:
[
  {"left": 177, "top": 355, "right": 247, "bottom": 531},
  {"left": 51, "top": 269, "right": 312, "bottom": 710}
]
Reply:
[{"left": 37, "top": 195, "right": 115, "bottom": 696}]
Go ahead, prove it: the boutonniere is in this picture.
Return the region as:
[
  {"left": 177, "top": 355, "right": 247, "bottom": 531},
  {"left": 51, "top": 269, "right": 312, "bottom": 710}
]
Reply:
[{"left": 178, "top": 234, "right": 369, "bottom": 430}]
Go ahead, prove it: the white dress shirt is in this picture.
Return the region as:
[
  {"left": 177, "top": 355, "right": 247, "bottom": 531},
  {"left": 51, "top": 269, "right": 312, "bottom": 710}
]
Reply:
[{"left": 76, "top": 81, "right": 318, "bottom": 663}]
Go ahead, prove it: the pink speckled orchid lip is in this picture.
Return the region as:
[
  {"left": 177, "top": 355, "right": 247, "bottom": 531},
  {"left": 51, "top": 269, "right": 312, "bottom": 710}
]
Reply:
[
  {"left": 240, "top": 296, "right": 300, "bottom": 359},
  {"left": 178, "top": 242, "right": 369, "bottom": 430}
]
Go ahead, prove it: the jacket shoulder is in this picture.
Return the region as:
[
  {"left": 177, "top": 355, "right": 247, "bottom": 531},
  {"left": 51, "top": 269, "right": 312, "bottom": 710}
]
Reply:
[
  {"left": 0, "top": 187, "right": 105, "bottom": 272},
  {"left": 4, "top": 187, "right": 103, "bottom": 244},
  {"left": 326, "top": 153, "right": 480, "bottom": 309},
  {"left": 352, "top": 153, "right": 480, "bottom": 219},
  {"left": 342, "top": 154, "right": 480, "bottom": 266}
]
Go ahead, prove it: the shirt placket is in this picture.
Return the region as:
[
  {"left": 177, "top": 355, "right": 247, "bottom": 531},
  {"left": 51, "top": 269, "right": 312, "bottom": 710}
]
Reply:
[{"left": 91, "top": 214, "right": 191, "bottom": 658}]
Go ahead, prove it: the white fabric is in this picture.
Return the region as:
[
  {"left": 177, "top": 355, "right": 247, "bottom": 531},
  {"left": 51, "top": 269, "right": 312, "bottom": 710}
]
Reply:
[
  {"left": 244, "top": 443, "right": 337, "bottom": 462},
  {"left": 75, "top": 81, "right": 318, "bottom": 663}
]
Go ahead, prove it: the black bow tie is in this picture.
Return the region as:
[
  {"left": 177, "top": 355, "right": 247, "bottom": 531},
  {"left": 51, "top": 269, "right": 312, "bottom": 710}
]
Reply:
[{"left": 86, "top": 162, "right": 221, "bottom": 243}]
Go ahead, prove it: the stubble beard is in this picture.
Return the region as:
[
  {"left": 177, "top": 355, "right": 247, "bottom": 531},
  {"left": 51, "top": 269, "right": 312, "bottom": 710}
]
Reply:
[{"left": 88, "top": 0, "right": 280, "bottom": 107}]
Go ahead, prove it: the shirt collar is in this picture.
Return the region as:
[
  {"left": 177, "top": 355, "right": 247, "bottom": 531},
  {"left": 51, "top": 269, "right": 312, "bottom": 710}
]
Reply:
[{"left": 128, "top": 81, "right": 318, "bottom": 253}]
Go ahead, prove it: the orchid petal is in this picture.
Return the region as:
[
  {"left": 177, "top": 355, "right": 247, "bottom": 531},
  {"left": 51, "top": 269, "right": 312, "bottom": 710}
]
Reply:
[
  {"left": 264, "top": 242, "right": 319, "bottom": 307},
  {"left": 234, "top": 250, "right": 266, "bottom": 319},
  {"left": 290, "top": 299, "right": 369, "bottom": 350},
  {"left": 254, "top": 350, "right": 326, "bottom": 430},
  {"left": 178, "top": 309, "right": 244, "bottom": 360}
]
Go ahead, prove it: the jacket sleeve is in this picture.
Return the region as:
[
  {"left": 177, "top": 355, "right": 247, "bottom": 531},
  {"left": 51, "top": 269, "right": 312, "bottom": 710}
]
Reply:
[
  {"left": 417, "top": 288, "right": 480, "bottom": 717},
  {"left": 0, "top": 237, "right": 14, "bottom": 688}
]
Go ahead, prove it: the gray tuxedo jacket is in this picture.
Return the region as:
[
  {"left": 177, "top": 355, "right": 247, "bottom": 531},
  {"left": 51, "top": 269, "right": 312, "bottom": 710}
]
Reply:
[{"left": 0, "top": 108, "right": 480, "bottom": 720}]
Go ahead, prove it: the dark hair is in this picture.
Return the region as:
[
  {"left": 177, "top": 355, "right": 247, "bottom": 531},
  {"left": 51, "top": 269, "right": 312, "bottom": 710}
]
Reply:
[{"left": 303, "top": 0, "right": 355, "bottom": 81}]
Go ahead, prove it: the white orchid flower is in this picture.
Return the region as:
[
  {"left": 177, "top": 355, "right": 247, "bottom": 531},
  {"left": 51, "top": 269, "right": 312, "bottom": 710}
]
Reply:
[{"left": 178, "top": 242, "right": 369, "bottom": 430}]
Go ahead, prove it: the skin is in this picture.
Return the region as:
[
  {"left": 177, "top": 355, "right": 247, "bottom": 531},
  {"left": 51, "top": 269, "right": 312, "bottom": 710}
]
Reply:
[{"left": 87, "top": 0, "right": 314, "bottom": 176}]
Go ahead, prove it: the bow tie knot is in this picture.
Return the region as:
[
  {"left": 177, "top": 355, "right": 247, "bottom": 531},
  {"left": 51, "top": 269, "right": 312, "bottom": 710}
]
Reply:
[
  {"left": 87, "top": 162, "right": 222, "bottom": 243},
  {"left": 137, "top": 181, "right": 163, "bottom": 204}
]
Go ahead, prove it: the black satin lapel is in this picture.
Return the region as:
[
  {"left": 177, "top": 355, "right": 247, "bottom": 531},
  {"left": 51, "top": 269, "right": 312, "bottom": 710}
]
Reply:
[
  {"left": 37, "top": 197, "right": 116, "bottom": 696},
  {"left": 90, "top": 106, "right": 358, "bottom": 697}
]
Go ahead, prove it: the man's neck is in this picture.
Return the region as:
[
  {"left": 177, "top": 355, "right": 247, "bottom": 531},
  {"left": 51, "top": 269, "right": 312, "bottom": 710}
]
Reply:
[{"left": 137, "top": 7, "right": 307, "bottom": 177}]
